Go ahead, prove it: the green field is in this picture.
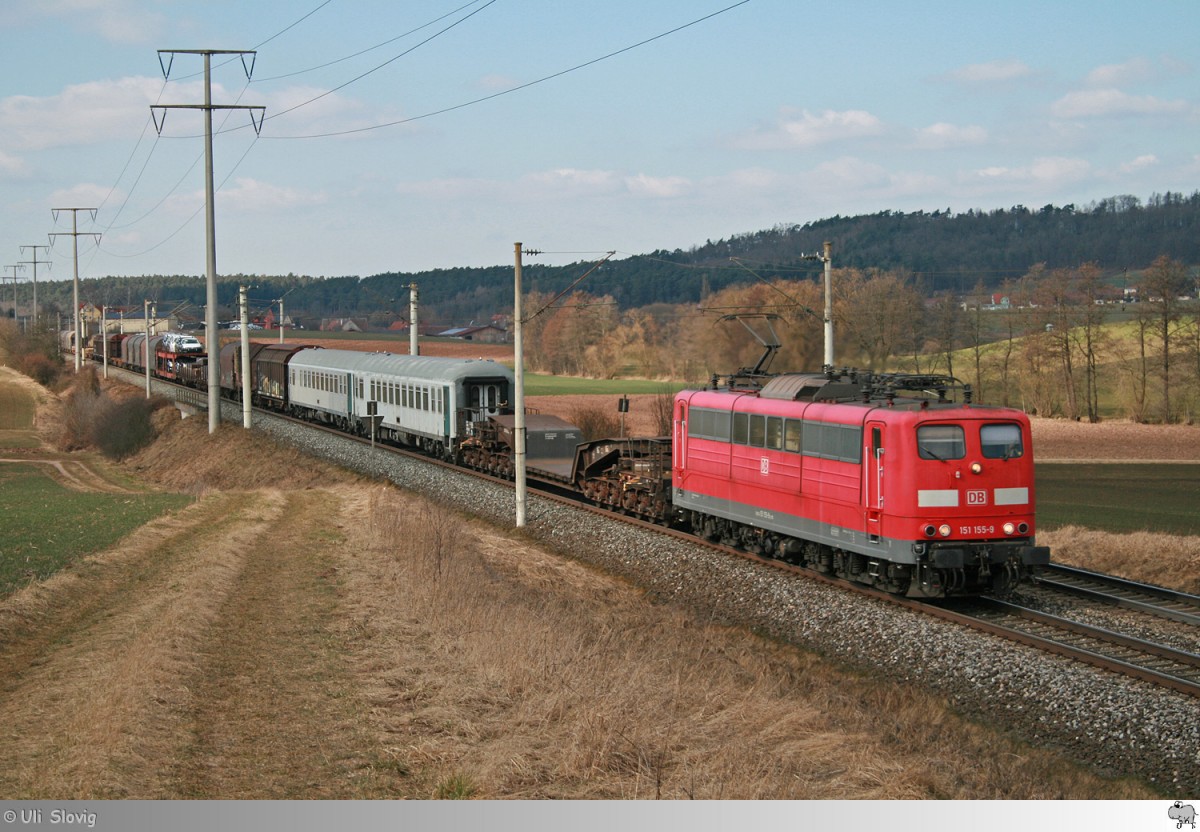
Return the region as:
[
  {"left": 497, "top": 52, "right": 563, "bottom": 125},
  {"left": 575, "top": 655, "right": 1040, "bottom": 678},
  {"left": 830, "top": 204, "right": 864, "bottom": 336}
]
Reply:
[
  {"left": 524, "top": 375, "right": 687, "bottom": 396},
  {"left": 1036, "top": 463, "right": 1200, "bottom": 536},
  {"left": 0, "top": 464, "right": 194, "bottom": 598}
]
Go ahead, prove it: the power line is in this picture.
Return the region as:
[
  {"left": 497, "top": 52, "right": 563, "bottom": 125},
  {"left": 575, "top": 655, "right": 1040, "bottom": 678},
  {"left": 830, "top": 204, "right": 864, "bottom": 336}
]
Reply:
[
  {"left": 84, "top": 2, "right": 333, "bottom": 261},
  {"left": 252, "top": 0, "right": 489, "bottom": 83},
  {"left": 167, "top": 0, "right": 499, "bottom": 140},
  {"left": 262, "top": 0, "right": 750, "bottom": 140}
]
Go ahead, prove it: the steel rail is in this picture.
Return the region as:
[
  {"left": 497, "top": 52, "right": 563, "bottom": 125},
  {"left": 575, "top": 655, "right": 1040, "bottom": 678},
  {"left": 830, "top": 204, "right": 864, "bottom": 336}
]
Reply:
[{"left": 1034, "top": 562, "right": 1200, "bottom": 627}]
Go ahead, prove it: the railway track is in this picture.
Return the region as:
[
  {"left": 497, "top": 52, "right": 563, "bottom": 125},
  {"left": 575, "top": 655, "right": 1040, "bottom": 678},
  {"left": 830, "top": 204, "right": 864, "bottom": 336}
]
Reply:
[
  {"left": 950, "top": 597, "right": 1200, "bottom": 698},
  {"left": 111, "top": 366, "right": 1200, "bottom": 699},
  {"left": 1034, "top": 562, "right": 1200, "bottom": 626}
]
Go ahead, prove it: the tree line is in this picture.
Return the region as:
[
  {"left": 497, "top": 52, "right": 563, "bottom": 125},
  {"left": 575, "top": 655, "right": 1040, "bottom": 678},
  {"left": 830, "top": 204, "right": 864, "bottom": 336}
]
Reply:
[
  {"left": 520, "top": 254, "right": 1199, "bottom": 424},
  {"left": 20, "top": 191, "right": 1200, "bottom": 329}
]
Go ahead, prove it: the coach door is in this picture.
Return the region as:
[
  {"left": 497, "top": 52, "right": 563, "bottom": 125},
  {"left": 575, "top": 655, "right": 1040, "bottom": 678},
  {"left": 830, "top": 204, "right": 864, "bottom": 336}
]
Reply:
[
  {"left": 866, "top": 422, "right": 885, "bottom": 542},
  {"left": 468, "top": 381, "right": 503, "bottom": 419}
]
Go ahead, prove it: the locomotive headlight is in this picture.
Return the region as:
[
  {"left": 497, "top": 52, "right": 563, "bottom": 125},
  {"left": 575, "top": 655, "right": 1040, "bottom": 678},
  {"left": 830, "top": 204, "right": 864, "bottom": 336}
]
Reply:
[
  {"left": 938, "top": 524, "right": 952, "bottom": 538},
  {"left": 970, "top": 461, "right": 983, "bottom": 474},
  {"left": 1003, "top": 522, "right": 1016, "bottom": 535},
  {"left": 923, "top": 525, "right": 937, "bottom": 538}
]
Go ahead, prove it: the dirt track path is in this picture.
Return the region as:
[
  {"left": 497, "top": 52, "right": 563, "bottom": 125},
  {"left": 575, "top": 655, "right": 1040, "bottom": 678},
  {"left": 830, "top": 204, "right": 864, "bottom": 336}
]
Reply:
[
  {"left": 170, "top": 489, "right": 389, "bottom": 799},
  {"left": 0, "top": 457, "right": 135, "bottom": 492},
  {"left": 0, "top": 488, "right": 402, "bottom": 800}
]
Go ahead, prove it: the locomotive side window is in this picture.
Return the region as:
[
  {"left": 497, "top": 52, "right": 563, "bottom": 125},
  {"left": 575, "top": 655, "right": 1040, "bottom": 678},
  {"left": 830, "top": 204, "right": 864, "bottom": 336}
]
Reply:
[
  {"left": 801, "top": 421, "right": 863, "bottom": 463},
  {"left": 784, "top": 419, "right": 802, "bottom": 453},
  {"left": 732, "top": 412, "right": 749, "bottom": 445},
  {"left": 917, "top": 425, "right": 965, "bottom": 460},
  {"left": 981, "top": 423, "right": 1023, "bottom": 459},
  {"left": 766, "top": 416, "right": 783, "bottom": 451},
  {"left": 748, "top": 414, "right": 766, "bottom": 448},
  {"left": 687, "top": 408, "right": 731, "bottom": 442}
]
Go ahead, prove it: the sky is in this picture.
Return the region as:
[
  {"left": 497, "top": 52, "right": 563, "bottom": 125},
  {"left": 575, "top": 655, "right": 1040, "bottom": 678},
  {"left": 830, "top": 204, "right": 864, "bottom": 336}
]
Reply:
[{"left": 1, "top": 0, "right": 1198, "bottom": 286}]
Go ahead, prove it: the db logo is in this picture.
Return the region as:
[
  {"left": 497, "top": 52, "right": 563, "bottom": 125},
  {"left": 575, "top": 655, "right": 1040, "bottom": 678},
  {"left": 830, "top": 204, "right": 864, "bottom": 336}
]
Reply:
[{"left": 967, "top": 490, "right": 987, "bottom": 506}]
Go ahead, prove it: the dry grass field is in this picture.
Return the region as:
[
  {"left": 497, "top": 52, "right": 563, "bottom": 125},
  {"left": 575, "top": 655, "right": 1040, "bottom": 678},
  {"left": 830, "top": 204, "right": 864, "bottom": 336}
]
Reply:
[{"left": 0, "top": 365, "right": 1195, "bottom": 799}]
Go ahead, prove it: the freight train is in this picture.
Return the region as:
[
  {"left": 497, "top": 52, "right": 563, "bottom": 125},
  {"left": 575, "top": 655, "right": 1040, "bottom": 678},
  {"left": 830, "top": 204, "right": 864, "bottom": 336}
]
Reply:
[{"left": 88, "top": 330, "right": 1048, "bottom": 598}]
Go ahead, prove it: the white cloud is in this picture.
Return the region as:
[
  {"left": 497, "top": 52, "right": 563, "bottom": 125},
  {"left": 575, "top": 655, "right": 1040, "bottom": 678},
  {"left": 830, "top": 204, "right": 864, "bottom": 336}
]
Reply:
[
  {"left": 913, "top": 122, "right": 988, "bottom": 150},
  {"left": 624, "top": 173, "right": 690, "bottom": 198},
  {"left": 217, "top": 178, "right": 327, "bottom": 213},
  {"left": 528, "top": 168, "right": 622, "bottom": 193},
  {"left": 478, "top": 74, "right": 519, "bottom": 91},
  {"left": 255, "top": 84, "right": 394, "bottom": 139},
  {"left": 2, "top": 76, "right": 176, "bottom": 151},
  {"left": 0, "top": 148, "right": 29, "bottom": 179},
  {"left": 18, "top": 0, "right": 164, "bottom": 44},
  {"left": 1119, "top": 154, "right": 1159, "bottom": 173},
  {"left": 809, "top": 156, "right": 892, "bottom": 189},
  {"left": 734, "top": 108, "right": 884, "bottom": 150},
  {"left": 969, "top": 156, "right": 1091, "bottom": 185},
  {"left": 946, "top": 59, "right": 1033, "bottom": 83},
  {"left": 1050, "top": 88, "right": 1187, "bottom": 118},
  {"left": 48, "top": 183, "right": 115, "bottom": 208},
  {"left": 1086, "top": 57, "right": 1155, "bottom": 87}
]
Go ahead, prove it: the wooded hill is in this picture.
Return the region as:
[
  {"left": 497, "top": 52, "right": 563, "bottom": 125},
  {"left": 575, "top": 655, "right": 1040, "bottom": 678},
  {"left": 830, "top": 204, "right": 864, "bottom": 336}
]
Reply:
[{"left": 27, "top": 190, "right": 1200, "bottom": 327}]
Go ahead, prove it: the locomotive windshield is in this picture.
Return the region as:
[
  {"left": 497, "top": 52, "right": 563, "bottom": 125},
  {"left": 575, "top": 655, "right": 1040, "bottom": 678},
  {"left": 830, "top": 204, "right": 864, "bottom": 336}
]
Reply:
[
  {"left": 917, "top": 425, "right": 965, "bottom": 460},
  {"left": 981, "top": 423, "right": 1024, "bottom": 459}
]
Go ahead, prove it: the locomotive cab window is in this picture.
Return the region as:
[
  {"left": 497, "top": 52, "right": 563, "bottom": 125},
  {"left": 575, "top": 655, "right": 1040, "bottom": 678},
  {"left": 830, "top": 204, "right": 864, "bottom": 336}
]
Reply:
[
  {"left": 981, "top": 423, "right": 1024, "bottom": 459},
  {"left": 917, "top": 425, "right": 965, "bottom": 460}
]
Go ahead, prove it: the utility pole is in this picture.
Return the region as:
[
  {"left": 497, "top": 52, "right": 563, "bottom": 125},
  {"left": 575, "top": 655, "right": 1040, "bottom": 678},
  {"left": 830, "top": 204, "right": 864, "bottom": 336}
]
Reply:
[
  {"left": 49, "top": 207, "right": 100, "bottom": 372},
  {"left": 152, "top": 48, "right": 265, "bottom": 434},
  {"left": 239, "top": 285, "right": 251, "bottom": 429},
  {"left": 822, "top": 241, "right": 833, "bottom": 370},
  {"left": 18, "top": 245, "right": 50, "bottom": 329},
  {"left": 512, "top": 243, "right": 541, "bottom": 528},
  {"left": 101, "top": 304, "right": 109, "bottom": 378},
  {"left": 513, "top": 244, "right": 526, "bottom": 527},
  {"left": 409, "top": 283, "right": 419, "bottom": 356},
  {"left": 4, "top": 265, "right": 23, "bottom": 323},
  {"left": 799, "top": 241, "right": 835, "bottom": 370},
  {"left": 144, "top": 300, "right": 155, "bottom": 398}
]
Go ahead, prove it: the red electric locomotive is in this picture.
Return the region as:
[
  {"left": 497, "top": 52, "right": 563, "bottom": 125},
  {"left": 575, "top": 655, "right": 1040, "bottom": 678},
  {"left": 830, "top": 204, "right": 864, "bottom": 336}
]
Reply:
[{"left": 670, "top": 370, "right": 1049, "bottom": 598}]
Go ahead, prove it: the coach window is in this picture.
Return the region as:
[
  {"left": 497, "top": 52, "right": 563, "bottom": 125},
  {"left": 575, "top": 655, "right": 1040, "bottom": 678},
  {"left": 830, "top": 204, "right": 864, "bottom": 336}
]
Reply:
[
  {"left": 766, "top": 416, "right": 783, "bottom": 451},
  {"left": 423, "top": 387, "right": 430, "bottom": 411},
  {"left": 981, "top": 423, "right": 1024, "bottom": 459},
  {"left": 917, "top": 425, "right": 965, "bottom": 460}
]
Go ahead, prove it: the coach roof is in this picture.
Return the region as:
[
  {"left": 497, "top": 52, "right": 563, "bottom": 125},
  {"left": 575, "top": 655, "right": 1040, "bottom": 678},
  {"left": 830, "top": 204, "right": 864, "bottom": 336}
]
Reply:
[
  {"left": 286, "top": 348, "right": 513, "bottom": 384},
  {"left": 353, "top": 352, "right": 513, "bottom": 384}
]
